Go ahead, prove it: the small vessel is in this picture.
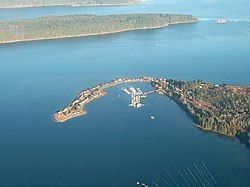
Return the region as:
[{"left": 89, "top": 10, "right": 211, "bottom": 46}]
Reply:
[
  {"left": 216, "top": 19, "right": 227, "bottom": 24},
  {"left": 150, "top": 116, "right": 155, "bottom": 120}
]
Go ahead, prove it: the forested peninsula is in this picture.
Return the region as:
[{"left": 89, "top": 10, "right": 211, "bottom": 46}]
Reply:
[
  {"left": 0, "top": 14, "right": 198, "bottom": 44},
  {"left": 54, "top": 77, "right": 250, "bottom": 147},
  {"left": 0, "top": 0, "right": 143, "bottom": 8}
]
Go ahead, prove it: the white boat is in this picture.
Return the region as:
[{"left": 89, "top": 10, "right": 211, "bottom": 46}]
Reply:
[{"left": 216, "top": 19, "right": 227, "bottom": 24}]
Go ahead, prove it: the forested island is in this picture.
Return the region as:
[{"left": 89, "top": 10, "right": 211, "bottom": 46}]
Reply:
[
  {"left": 0, "top": 0, "right": 143, "bottom": 8},
  {"left": 0, "top": 14, "right": 197, "bottom": 44},
  {"left": 53, "top": 77, "right": 250, "bottom": 146}
]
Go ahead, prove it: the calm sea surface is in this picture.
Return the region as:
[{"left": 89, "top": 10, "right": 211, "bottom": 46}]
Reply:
[{"left": 0, "top": 0, "right": 250, "bottom": 186}]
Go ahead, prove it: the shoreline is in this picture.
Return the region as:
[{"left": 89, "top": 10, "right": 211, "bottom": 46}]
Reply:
[
  {"left": 0, "top": 20, "right": 197, "bottom": 45},
  {"left": 195, "top": 124, "right": 235, "bottom": 138},
  {"left": 53, "top": 77, "right": 155, "bottom": 123},
  {"left": 53, "top": 77, "right": 249, "bottom": 146},
  {"left": 0, "top": 24, "right": 168, "bottom": 45},
  {"left": 53, "top": 108, "right": 86, "bottom": 123},
  {"left": 168, "top": 95, "right": 235, "bottom": 138},
  {"left": 0, "top": 1, "right": 144, "bottom": 9}
]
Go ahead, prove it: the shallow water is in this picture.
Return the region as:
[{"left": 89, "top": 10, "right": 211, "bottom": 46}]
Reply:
[{"left": 0, "top": 0, "right": 250, "bottom": 186}]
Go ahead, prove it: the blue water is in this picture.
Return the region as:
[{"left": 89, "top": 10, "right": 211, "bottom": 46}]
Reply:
[
  {"left": 0, "top": 0, "right": 250, "bottom": 186},
  {"left": 1, "top": 0, "right": 250, "bottom": 21}
]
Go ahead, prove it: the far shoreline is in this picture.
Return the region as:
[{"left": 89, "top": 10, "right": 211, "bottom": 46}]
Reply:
[
  {"left": 0, "top": 20, "right": 197, "bottom": 45},
  {"left": 0, "top": 0, "right": 144, "bottom": 9}
]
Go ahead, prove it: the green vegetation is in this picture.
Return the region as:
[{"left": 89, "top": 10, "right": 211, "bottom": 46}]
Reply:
[
  {"left": 0, "top": 0, "right": 142, "bottom": 8},
  {"left": 53, "top": 76, "right": 249, "bottom": 146},
  {"left": 0, "top": 14, "right": 197, "bottom": 44},
  {"left": 158, "top": 79, "right": 250, "bottom": 146}
]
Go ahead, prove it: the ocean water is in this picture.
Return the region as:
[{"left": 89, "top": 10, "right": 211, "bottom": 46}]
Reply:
[
  {"left": 0, "top": 0, "right": 250, "bottom": 186},
  {"left": 1, "top": 0, "right": 250, "bottom": 21}
]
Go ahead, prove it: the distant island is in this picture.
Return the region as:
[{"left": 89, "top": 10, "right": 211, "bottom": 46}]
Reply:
[
  {"left": 0, "top": 0, "right": 143, "bottom": 8},
  {"left": 0, "top": 14, "right": 198, "bottom": 44},
  {"left": 53, "top": 77, "right": 250, "bottom": 147}
]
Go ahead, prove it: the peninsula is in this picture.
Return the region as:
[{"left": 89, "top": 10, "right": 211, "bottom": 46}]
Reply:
[
  {"left": 0, "top": 14, "right": 198, "bottom": 44},
  {"left": 0, "top": 0, "right": 143, "bottom": 9},
  {"left": 53, "top": 77, "right": 250, "bottom": 146}
]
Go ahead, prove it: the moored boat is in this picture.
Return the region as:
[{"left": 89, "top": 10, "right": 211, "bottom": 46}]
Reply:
[{"left": 216, "top": 19, "right": 227, "bottom": 24}]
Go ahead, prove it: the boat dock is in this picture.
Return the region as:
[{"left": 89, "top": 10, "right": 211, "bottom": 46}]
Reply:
[
  {"left": 123, "top": 87, "right": 154, "bottom": 108},
  {"left": 53, "top": 77, "right": 168, "bottom": 122}
]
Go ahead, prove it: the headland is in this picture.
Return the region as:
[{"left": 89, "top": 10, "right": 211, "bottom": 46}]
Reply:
[{"left": 53, "top": 77, "right": 250, "bottom": 146}]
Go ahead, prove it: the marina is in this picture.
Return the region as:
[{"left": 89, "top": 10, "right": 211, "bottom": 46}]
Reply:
[
  {"left": 123, "top": 87, "right": 154, "bottom": 108},
  {"left": 53, "top": 77, "right": 165, "bottom": 122},
  {"left": 53, "top": 77, "right": 250, "bottom": 147},
  {"left": 0, "top": 0, "right": 250, "bottom": 186}
]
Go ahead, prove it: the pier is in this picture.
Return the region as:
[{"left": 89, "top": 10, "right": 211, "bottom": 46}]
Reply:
[{"left": 123, "top": 87, "right": 154, "bottom": 108}]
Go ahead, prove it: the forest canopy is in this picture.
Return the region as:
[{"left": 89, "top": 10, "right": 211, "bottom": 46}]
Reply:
[{"left": 0, "top": 14, "right": 197, "bottom": 44}]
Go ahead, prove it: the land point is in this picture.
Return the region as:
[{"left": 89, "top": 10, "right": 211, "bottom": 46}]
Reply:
[{"left": 53, "top": 77, "right": 250, "bottom": 146}]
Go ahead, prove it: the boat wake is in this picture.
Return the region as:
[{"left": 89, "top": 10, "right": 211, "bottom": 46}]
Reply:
[{"left": 137, "top": 161, "right": 217, "bottom": 187}]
